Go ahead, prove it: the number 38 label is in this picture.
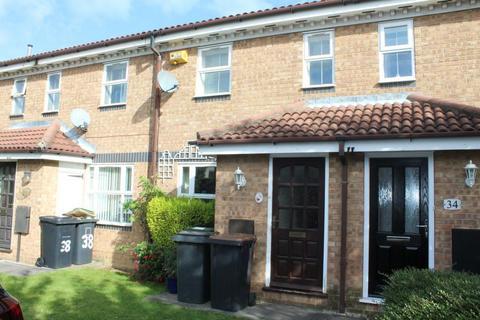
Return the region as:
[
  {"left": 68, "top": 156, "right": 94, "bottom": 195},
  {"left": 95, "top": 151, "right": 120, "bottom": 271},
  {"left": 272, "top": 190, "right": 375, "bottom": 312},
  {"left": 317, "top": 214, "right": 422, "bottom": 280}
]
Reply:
[
  {"left": 443, "top": 199, "right": 461, "bottom": 210},
  {"left": 82, "top": 234, "right": 94, "bottom": 250},
  {"left": 60, "top": 240, "right": 71, "bottom": 253}
]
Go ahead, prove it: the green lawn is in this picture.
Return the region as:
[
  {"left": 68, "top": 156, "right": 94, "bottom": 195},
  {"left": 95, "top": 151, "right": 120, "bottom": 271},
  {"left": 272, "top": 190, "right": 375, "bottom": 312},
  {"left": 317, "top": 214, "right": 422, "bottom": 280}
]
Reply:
[{"left": 0, "top": 268, "right": 238, "bottom": 320}]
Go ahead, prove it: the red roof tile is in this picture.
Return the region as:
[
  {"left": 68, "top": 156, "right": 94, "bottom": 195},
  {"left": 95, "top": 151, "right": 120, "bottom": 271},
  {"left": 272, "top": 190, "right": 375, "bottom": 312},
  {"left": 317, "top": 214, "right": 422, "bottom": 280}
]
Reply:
[
  {"left": 0, "top": 0, "right": 369, "bottom": 67},
  {"left": 0, "top": 121, "right": 92, "bottom": 157},
  {"left": 197, "top": 94, "right": 480, "bottom": 145}
]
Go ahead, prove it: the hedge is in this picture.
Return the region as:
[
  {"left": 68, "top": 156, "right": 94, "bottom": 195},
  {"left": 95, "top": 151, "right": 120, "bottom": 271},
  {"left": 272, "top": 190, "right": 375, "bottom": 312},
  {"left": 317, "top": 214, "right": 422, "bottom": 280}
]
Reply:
[
  {"left": 146, "top": 196, "right": 214, "bottom": 249},
  {"left": 378, "top": 268, "right": 480, "bottom": 320}
]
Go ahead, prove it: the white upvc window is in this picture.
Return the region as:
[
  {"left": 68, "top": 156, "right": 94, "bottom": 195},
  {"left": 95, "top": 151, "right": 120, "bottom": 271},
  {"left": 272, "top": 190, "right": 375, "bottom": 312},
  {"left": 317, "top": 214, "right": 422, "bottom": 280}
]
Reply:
[
  {"left": 196, "top": 45, "right": 232, "bottom": 97},
  {"left": 11, "top": 78, "right": 27, "bottom": 115},
  {"left": 177, "top": 162, "right": 216, "bottom": 199},
  {"left": 44, "top": 72, "right": 61, "bottom": 112},
  {"left": 88, "top": 165, "right": 133, "bottom": 226},
  {"left": 303, "top": 31, "right": 335, "bottom": 88},
  {"left": 102, "top": 61, "right": 128, "bottom": 106},
  {"left": 379, "top": 20, "right": 415, "bottom": 83}
]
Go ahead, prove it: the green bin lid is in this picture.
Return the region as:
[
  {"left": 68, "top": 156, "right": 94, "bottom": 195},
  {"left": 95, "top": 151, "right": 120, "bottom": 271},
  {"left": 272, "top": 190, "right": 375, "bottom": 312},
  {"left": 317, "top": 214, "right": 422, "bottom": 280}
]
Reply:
[
  {"left": 39, "top": 216, "right": 78, "bottom": 225},
  {"left": 208, "top": 233, "right": 256, "bottom": 246}
]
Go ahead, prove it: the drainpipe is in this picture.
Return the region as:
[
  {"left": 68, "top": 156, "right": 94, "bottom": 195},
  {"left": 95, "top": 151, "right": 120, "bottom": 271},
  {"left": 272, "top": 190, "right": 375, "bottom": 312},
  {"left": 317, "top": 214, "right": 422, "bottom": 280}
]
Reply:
[
  {"left": 338, "top": 140, "right": 348, "bottom": 314},
  {"left": 147, "top": 36, "right": 162, "bottom": 182}
]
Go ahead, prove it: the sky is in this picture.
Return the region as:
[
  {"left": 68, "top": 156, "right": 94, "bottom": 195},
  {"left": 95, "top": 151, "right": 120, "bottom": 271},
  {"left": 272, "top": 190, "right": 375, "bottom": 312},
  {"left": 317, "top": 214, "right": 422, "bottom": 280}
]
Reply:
[{"left": 0, "top": 0, "right": 298, "bottom": 61}]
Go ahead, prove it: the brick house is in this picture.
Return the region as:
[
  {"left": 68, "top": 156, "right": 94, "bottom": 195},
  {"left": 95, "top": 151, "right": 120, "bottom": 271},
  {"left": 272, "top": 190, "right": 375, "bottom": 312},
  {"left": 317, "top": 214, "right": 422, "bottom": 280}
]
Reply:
[{"left": 0, "top": 0, "right": 479, "bottom": 313}]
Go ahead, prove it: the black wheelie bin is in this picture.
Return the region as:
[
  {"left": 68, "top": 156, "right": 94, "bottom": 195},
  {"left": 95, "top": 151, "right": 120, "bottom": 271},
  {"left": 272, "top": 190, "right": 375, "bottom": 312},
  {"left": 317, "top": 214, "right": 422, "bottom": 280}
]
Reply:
[{"left": 39, "top": 216, "right": 77, "bottom": 269}]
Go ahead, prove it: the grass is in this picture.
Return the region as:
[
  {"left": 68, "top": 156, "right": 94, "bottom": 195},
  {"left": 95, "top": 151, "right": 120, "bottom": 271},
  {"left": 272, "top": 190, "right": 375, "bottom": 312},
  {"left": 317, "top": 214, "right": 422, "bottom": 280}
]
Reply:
[{"left": 0, "top": 267, "right": 239, "bottom": 320}]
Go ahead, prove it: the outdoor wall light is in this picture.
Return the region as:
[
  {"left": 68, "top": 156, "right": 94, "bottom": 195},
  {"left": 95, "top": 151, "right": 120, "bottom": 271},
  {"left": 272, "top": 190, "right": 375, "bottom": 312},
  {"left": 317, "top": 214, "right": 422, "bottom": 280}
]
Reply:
[
  {"left": 234, "top": 167, "right": 247, "bottom": 190},
  {"left": 465, "top": 160, "right": 478, "bottom": 188},
  {"left": 22, "top": 170, "right": 32, "bottom": 186}
]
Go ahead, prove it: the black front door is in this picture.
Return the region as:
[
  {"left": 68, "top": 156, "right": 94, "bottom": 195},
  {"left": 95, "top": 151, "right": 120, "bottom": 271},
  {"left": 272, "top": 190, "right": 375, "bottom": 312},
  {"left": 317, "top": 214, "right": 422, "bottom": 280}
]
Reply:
[
  {"left": 0, "top": 163, "right": 16, "bottom": 250},
  {"left": 369, "top": 158, "right": 429, "bottom": 295},
  {"left": 271, "top": 158, "right": 325, "bottom": 291}
]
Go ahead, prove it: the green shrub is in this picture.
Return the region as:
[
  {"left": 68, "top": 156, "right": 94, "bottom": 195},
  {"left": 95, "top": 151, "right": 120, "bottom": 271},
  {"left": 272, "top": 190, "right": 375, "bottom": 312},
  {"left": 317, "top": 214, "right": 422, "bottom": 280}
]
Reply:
[
  {"left": 132, "top": 241, "right": 164, "bottom": 282},
  {"left": 378, "top": 268, "right": 480, "bottom": 320},
  {"left": 146, "top": 196, "right": 214, "bottom": 249}
]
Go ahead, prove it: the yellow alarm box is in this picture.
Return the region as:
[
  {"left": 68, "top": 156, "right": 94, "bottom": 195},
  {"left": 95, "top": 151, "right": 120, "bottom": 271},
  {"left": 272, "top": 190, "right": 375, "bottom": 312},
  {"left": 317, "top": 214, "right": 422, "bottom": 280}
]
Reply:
[{"left": 169, "top": 50, "right": 188, "bottom": 65}]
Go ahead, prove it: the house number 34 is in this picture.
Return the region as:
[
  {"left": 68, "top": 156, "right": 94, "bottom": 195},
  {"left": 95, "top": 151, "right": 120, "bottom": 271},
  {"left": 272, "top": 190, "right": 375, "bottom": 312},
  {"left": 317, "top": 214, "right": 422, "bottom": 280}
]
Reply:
[{"left": 443, "top": 199, "right": 461, "bottom": 210}]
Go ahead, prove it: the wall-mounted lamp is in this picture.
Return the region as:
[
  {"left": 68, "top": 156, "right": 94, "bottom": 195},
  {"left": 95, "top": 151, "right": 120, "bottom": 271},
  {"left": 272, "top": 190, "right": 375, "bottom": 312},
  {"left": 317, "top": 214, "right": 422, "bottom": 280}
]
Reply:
[
  {"left": 465, "top": 160, "right": 478, "bottom": 188},
  {"left": 22, "top": 170, "right": 32, "bottom": 186},
  {"left": 234, "top": 167, "right": 247, "bottom": 190}
]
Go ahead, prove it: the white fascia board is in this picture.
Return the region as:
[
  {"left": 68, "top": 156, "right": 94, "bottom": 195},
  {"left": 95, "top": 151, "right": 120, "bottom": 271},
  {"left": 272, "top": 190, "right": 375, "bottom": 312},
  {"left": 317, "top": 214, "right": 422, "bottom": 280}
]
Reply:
[
  {"left": 0, "top": 61, "right": 36, "bottom": 73},
  {"left": 154, "top": 0, "right": 436, "bottom": 46},
  {"left": 199, "top": 137, "right": 480, "bottom": 155},
  {"left": 0, "top": 153, "right": 93, "bottom": 164}
]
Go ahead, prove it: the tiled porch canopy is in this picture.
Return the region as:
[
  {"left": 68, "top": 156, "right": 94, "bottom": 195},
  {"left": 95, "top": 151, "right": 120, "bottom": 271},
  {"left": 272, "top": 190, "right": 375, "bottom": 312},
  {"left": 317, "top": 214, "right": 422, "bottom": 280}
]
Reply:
[
  {"left": 0, "top": 120, "right": 92, "bottom": 157},
  {"left": 197, "top": 94, "right": 480, "bottom": 145}
]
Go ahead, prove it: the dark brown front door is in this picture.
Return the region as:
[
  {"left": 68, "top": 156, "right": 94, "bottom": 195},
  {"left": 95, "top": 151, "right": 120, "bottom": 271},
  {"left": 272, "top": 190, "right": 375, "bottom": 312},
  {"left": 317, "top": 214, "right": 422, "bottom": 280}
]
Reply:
[
  {"left": 0, "top": 163, "right": 15, "bottom": 250},
  {"left": 271, "top": 158, "right": 325, "bottom": 291},
  {"left": 369, "top": 158, "right": 428, "bottom": 295}
]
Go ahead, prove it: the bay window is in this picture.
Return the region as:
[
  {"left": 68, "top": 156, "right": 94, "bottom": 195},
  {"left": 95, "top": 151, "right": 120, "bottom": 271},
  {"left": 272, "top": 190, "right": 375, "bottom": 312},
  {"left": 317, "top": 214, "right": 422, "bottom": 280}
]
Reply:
[
  {"left": 88, "top": 165, "right": 133, "bottom": 225},
  {"left": 196, "top": 45, "right": 232, "bottom": 97},
  {"left": 379, "top": 20, "right": 415, "bottom": 82},
  {"left": 178, "top": 163, "right": 216, "bottom": 199},
  {"left": 102, "top": 61, "right": 128, "bottom": 106},
  {"left": 303, "top": 31, "right": 334, "bottom": 88}
]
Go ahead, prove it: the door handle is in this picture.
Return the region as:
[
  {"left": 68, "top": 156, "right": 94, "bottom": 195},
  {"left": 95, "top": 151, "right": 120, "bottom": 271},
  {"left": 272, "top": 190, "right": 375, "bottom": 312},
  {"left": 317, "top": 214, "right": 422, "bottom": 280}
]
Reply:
[{"left": 416, "top": 224, "right": 428, "bottom": 228}]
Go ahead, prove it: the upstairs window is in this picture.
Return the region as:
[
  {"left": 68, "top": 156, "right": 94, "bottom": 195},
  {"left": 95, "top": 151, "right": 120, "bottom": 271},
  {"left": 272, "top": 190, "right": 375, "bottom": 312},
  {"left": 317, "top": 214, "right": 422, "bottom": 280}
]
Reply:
[
  {"left": 178, "top": 163, "right": 216, "bottom": 199},
  {"left": 379, "top": 20, "right": 415, "bottom": 82},
  {"left": 88, "top": 165, "right": 133, "bottom": 225},
  {"left": 45, "top": 72, "right": 61, "bottom": 112},
  {"left": 196, "top": 45, "right": 231, "bottom": 96},
  {"left": 102, "top": 61, "right": 128, "bottom": 106},
  {"left": 303, "top": 31, "right": 334, "bottom": 88},
  {"left": 11, "top": 78, "right": 26, "bottom": 115}
]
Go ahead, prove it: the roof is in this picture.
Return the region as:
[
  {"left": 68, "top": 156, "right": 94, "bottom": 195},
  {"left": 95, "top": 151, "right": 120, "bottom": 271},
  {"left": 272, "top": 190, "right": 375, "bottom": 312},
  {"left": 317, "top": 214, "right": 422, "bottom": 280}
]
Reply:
[
  {"left": 0, "top": 121, "right": 92, "bottom": 157},
  {"left": 196, "top": 94, "right": 480, "bottom": 145},
  {"left": 0, "top": 0, "right": 369, "bottom": 67}
]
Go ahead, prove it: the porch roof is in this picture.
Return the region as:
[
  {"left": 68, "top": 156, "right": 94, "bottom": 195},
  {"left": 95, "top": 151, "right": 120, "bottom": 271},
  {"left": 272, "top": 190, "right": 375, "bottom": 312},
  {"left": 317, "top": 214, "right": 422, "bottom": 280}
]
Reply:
[
  {"left": 196, "top": 94, "right": 480, "bottom": 146},
  {"left": 0, "top": 120, "right": 93, "bottom": 157}
]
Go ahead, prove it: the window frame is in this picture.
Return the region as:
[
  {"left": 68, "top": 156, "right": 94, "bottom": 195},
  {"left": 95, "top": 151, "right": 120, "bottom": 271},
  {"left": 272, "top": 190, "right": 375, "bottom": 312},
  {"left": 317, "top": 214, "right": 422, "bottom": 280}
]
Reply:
[
  {"left": 378, "top": 19, "right": 415, "bottom": 83},
  {"left": 101, "top": 60, "right": 129, "bottom": 107},
  {"left": 177, "top": 162, "right": 216, "bottom": 200},
  {"left": 11, "top": 77, "right": 27, "bottom": 116},
  {"left": 195, "top": 44, "right": 232, "bottom": 98},
  {"left": 303, "top": 30, "right": 335, "bottom": 89},
  {"left": 44, "top": 72, "right": 62, "bottom": 113},
  {"left": 87, "top": 164, "right": 134, "bottom": 226}
]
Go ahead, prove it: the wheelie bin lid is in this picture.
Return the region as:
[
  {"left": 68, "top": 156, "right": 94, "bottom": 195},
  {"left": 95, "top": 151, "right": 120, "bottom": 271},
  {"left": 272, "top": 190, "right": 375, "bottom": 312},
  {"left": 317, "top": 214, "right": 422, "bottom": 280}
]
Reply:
[
  {"left": 39, "top": 216, "right": 79, "bottom": 225},
  {"left": 208, "top": 233, "right": 256, "bottom": 246},
  {"left": 173, "top": 227, "right": 215, "bottom": 244}
]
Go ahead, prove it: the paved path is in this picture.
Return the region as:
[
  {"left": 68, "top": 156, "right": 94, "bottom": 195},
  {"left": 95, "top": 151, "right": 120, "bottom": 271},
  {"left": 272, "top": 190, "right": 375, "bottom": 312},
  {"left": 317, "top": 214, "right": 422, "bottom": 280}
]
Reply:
[
  {"left": 0, "top": 260, "right": 53, "bottom": 276},
  {"left": 148, "top": 292, "right": 365, "bottom": 320}
]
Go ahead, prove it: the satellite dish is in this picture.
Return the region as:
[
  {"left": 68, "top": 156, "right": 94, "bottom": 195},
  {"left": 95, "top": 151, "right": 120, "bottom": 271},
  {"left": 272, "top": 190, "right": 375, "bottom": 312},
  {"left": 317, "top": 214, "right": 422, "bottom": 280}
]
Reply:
[
  {"left": 70, "top": 108, "right": 91, "bottom": 130},
  {"left": 157, "top": 71, "right": 179, "bottom": 93}
]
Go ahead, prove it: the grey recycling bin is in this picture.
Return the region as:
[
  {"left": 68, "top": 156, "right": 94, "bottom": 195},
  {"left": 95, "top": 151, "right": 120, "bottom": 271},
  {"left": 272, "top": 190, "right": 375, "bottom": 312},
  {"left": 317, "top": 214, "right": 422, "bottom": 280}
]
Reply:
[
  {"left": 73, "top": 218, "right": 98, "bottom": 265},
  {"left": 173, "top": 227, "right": 215, "bottom": 304},
  {"left": 39, "top": 216, "right": 77, "bottom": 269},
  {"left": 209, "top": 233, "right": 256, "bottom": 312}
]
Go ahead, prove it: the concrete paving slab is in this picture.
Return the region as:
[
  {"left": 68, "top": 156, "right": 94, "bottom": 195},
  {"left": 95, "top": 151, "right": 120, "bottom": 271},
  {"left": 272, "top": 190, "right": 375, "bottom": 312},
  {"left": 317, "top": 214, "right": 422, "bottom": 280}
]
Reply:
[
  {"left": 147, "top": 292, "right": 365, "bottom": 320},
  {"left": 0, "top": 260, "right": 53, "bottom": 276}
]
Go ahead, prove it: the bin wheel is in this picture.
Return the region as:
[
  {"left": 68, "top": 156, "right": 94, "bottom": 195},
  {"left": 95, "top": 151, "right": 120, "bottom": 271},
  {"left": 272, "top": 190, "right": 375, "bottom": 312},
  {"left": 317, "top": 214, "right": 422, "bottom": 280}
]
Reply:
[{"left": 35, "top": 257, "right": 45, "bottom": 268}]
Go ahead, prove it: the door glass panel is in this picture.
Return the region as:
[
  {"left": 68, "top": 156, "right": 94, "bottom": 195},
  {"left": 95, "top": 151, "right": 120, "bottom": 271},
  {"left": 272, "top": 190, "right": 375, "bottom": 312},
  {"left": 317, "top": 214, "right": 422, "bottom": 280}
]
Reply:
[
  {"left": 405, "top": 167, "right": 420, "bottom": 234},
  {"left": 307, "top": 166, "right": 320, "bottom": 182},
  {"left": 278, "top": 187, "right": 291, "bottom": 206},
  {"left": 307, "top": 186, "right": 319, "bottom": 206},
  {"left": 279, "top": 209, "right": 291, "bottom": 229},
  {"left": 378, "top": 167, "right": 393, "bottom": 232},
  {"left": 279, "top": 166, "right": 291, "bottom": 182},
  {"left": 306, "top": 209, "right": 319, "bottom": 229},
  {"left": 293, "top": 186, "right": 305, "bottom": 206},
  {"left": 292, "top": 209, "right": 304, "bottom": 229},
  {"left": 293, "top": 165, "right": 305, "bottom": 182}
]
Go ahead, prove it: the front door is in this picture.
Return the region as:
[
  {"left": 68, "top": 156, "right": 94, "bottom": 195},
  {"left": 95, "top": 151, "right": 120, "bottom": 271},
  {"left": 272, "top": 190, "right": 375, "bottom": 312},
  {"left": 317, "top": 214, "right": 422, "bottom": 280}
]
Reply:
[
  {"left": 0, "top": 163, "right": 16, "bottom": 250},
  {"left": 369, "top": 158, "right": 428, "bottom": 295},
  {"left": 271, "top": 158, "right": 325, "bottom": 291}
]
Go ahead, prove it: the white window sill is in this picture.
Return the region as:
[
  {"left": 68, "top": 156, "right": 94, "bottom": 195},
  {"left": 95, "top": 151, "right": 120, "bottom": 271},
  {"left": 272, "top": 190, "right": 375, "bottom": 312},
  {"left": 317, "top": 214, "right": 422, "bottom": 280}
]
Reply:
[
  {"left": 42, "top": 110, "right": 59, "bottom": 115},
  {"left": 378, "top": 77, "right": 415, "bottom": 84},
  {"left": 99, "top": 103, "right": 127, "bottom": 107},
  {"left": 9, "top": 113, "right": 24, "bottom": 117},
  {"left": 178, "top": 193, "right": 215, "bottom": 200},
  {"left": 359, "top": 297, "right": 384, "bottom": 305},
  {"left": 96, "top": 221, "right": 133, "bottom": 227},
  {"left": 193, "top": 93, "right": 231, "bottom": 99},
  {"left": 302, "top": 84, "right": 335, "bottom": 90}
]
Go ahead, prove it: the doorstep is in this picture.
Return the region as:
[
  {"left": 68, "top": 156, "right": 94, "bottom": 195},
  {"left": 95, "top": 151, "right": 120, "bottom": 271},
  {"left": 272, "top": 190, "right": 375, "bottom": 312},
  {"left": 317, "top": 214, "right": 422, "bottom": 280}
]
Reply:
[{"left": 147, "top": 292, "right": 365, "bottom": 320}]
